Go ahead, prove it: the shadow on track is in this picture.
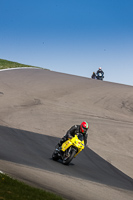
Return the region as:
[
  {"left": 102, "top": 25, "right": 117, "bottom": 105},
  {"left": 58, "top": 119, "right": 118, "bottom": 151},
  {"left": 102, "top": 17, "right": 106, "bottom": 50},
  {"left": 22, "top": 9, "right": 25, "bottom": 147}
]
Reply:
[{"left": 0, "top": 125, "right": 133, "bottom": 191}]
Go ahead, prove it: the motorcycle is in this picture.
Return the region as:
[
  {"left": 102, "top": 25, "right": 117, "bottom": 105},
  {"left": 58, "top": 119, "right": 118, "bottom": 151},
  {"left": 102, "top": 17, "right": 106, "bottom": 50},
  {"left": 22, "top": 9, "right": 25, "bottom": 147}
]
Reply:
[
  {"left": 96, "top": 72, "right": 104, "bottom": 80},
  {"left": 52, "top": 134, "right": 85, "bottom": 165}
]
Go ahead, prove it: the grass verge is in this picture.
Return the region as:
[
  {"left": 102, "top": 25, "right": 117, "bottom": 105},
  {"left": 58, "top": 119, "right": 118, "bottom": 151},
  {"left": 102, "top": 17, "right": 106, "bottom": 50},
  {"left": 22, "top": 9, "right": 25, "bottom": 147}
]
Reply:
[
  {"left": 0, "top": 173, "right": 64, "bottom": 200},
  {"left": 0, "top": 59, "right": 41, "bottom": 69}
]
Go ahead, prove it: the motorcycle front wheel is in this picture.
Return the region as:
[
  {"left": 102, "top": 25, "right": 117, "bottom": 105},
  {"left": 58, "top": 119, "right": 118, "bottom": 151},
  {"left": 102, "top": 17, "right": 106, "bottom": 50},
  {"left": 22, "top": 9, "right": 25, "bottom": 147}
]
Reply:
[{"left": 62, "top": 149, "right": 76, "bottom": 165}]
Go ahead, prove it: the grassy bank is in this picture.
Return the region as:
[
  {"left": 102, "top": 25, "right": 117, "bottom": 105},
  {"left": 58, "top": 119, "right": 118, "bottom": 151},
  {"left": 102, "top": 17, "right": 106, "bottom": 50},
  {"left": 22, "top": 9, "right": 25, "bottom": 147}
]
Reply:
[
  {"left": 0, "top": 173, "right": 64, "bottom": 200},
  {"left": 0, "top": 59, "right": 41, "bottom": 69}
]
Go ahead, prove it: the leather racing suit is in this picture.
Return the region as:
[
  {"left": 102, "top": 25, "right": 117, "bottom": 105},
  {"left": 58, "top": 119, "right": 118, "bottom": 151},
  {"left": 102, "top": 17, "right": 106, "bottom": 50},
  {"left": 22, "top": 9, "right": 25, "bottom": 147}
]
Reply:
[{"left": 58, "top": 125, "right": 88, "bottom": 147}]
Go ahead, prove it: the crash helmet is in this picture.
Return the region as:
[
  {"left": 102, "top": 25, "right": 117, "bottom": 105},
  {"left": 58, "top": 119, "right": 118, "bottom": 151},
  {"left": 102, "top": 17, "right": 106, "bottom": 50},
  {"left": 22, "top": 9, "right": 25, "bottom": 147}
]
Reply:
[
  {"left": 80, "top": 121, "right": 89, "bottom": 134},
  {"left": 99, "top": 67, "right": 102, "bottom": 70}
]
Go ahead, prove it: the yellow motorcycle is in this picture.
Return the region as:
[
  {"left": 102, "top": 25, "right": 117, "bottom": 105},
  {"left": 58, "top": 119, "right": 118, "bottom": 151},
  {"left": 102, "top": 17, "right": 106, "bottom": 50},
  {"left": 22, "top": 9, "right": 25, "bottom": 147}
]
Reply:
[{"left": 52, "top": 134, "right": 85, "bottom": 165}]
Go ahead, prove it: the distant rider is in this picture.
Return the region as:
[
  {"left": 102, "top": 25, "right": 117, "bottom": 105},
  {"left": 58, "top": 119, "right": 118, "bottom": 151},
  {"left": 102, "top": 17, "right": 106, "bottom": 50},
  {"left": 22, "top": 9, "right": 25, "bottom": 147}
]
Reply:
[
  {"left": 96, "top": 67, "right": 104, "bottom": 77},
  {"left": 58, "top": 121, "right": 89, "bottom": 148},
  {"left": 91, "top": 72, "right": 96, "bottom": 79}
]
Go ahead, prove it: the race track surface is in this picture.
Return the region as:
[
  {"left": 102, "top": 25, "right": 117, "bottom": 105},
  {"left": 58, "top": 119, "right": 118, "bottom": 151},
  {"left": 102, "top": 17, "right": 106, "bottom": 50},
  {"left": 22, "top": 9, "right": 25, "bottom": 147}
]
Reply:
[{"left": 0, "top": 68, "right": 133, "bottom": 200}]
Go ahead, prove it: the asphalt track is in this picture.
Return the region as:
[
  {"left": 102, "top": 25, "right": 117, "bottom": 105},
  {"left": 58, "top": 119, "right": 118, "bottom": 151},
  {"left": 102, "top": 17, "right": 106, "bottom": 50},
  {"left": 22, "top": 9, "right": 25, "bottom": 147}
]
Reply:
[{"left": 0, "top": 68, "right": 133, "bottom": 200}]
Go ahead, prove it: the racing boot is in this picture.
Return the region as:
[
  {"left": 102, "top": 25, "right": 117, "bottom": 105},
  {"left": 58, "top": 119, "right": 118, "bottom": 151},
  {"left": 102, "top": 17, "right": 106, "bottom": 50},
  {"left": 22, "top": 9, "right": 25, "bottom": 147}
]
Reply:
[{"left": 56, "top": 137, "right": 66, "bottom": 152}]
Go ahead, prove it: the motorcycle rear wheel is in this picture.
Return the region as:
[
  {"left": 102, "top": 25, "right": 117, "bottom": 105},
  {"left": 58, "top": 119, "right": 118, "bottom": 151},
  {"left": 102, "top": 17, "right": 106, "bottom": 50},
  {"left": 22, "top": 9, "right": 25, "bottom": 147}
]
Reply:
[
  {"left": 52, "top": 151, "right": 59, "bottom": 161},
  {"left": 62, "top": 149, "right": 76, "bottom": 165}
]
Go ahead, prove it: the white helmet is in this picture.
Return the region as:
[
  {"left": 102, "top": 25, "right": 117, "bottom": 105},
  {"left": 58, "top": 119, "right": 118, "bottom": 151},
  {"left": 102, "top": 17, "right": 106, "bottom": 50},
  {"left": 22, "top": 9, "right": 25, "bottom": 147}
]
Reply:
[{"left": 99, "top": 67, "right": 102, "bottom": 70}]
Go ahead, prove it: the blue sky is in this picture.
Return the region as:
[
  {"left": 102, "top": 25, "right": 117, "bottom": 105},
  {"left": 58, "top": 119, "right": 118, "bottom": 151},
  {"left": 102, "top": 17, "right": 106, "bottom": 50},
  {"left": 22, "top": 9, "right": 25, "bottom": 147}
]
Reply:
[{"left": 0, "top": 0, "right": 133, "bottom": 86}]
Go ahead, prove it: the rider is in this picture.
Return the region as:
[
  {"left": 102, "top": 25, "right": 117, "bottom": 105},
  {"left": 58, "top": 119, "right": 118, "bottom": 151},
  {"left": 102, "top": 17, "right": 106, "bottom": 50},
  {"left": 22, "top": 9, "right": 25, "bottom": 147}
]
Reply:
[
  {"left": 96, "top": 67, "right": 104, "bottom": 77},
  {"left": 58, "top": 121, "right": 89, "bottom": 149},
  {"left": 91, "top": 72, "right": 96, "bottom": 79}
]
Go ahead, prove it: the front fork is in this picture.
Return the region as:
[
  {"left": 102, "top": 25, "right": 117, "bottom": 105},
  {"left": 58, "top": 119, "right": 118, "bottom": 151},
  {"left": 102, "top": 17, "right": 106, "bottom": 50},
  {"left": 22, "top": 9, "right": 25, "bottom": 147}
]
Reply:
[
  {"left": 60, "top": 147, "right": 71, "bottom": 159},
  {"left": 62, "top": 147, "right": 77, "bottom": 159}
]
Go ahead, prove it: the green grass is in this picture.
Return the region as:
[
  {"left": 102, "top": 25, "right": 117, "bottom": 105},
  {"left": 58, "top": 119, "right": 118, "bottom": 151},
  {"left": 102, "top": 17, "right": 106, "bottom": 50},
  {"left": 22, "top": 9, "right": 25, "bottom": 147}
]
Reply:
[
  {"left": 0, "top": 59, "right": 42, "bottom": 70},
  {"left": 0, "top": 173, "right": 64, "bottom": 200}
]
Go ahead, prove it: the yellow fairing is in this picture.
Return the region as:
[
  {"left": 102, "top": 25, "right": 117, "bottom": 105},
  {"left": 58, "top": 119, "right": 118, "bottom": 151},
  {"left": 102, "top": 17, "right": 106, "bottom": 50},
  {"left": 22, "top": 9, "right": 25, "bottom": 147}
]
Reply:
[{"left": 61, "top": 135, "right": 85, "bottom": 158}]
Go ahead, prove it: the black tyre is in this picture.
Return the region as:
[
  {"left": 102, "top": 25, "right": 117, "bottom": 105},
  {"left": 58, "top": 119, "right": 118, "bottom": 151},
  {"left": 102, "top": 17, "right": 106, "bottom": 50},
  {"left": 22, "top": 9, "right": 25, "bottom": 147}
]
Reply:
[
  {"left": 52, "top": 151, "right": 59, "bottom": 161},
  {"left": 62, "top": 149, "right": 76, "bottom": 165}
]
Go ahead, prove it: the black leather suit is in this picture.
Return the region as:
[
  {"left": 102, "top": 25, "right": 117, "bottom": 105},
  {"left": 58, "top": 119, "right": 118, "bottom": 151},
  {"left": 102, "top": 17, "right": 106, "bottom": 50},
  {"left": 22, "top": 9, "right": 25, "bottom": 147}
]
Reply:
[
  {"left": 96, "top": 69, "right": 104, "bottom": 75},
  {"left": 59, "top": 125, "right": 88, "bottom": 146}
]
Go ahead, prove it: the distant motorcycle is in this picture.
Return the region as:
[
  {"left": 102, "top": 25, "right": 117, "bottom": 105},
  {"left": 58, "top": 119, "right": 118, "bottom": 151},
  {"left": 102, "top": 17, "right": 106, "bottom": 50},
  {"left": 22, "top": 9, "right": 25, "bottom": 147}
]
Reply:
[
  {"left": 96, "top": 72, "right": 104, "bottom": 80},
  {"left": 52, "top": 134, "right": 85, "bottom": 165}
]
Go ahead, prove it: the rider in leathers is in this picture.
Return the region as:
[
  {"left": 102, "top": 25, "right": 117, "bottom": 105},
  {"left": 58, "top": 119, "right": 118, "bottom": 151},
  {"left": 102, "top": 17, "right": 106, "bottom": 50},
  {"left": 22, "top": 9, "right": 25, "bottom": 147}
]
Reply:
[
  {"left": 96, "top": 67, "right": 104, "bottom": 78},
  {"left": 58, "top": 121, "right": 89, "bottom": 148}
]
